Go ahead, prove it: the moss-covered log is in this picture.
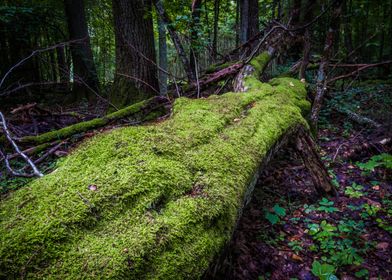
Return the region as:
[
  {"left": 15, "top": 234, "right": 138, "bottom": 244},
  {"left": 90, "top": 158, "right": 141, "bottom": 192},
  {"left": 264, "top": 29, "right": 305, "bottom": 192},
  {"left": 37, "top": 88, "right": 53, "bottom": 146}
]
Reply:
[
  {"left": 0, "top": 53, "right": 311, "bottom": 279},
  {"left": 16, "top": 96, "right": 168, "bottom": 145}
]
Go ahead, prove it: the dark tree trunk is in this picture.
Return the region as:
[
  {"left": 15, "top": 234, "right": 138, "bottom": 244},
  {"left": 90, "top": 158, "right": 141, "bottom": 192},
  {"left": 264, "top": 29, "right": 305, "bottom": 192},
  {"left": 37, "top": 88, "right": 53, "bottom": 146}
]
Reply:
[
  {"left": 110, "top": 0, "right": 159, "bottom": 109},
  {"left": 154, "top": 0, "right": 196, "bottom": 83},
  {"left": 64, "top": 0, "right": 99, "bottom": 103},
  {"left": 57, "top": 45, "right": 70, "bottom": 83},
  {"left": 235, "top": 0, "right": 240, "bottom": 47},
  {"left": 158, "top": 16, "right": 168, "bottom": 96},
  {"left": 212, "top": 0, "right": 220, "bottom": 59},
  {"left": 239, "top": 0, "right": 249, "bottom": 44},
  {"left": 291, "top": 0, "right": 302, "bottom": 26},
  {"left": 190, "top": 0, "right": 203, "bottom": 71},
  {"left": 299, "top": 0, "right": 316, "bottom": 80},
  {"left": 343, "top": 0, "right": 354, "bottom": 58},
  {"left": 247, "top": 0, "right": 259, "bottom": 40}
]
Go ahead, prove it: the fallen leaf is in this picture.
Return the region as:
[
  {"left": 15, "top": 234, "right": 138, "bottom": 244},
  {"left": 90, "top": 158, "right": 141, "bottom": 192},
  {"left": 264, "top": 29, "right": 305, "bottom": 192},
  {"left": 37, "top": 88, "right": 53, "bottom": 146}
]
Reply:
[
  {"left": 372, "top": 185, "right": 380, "bottom": 190},
  {"left": 376, "top": 242, "right": 389, "bottom": 250},
  {"left": 291, "top": 254, "right": 303, "bottom": 262},
  {"left": 289, "top": 82, "right": 295, "bottom": 87}
]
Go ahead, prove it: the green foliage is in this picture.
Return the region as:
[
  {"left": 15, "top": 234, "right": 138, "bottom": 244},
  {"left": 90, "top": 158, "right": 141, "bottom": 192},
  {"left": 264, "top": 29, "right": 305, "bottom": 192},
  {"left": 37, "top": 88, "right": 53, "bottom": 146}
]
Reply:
[
  {"left": 311, "top": 261, "right": 337, "bottom": 280},
  {"left": 265, "top": 204, "right": 286, "bottom": 225},
  {"left": 357, "top": 153, "right": 392, "bottom": 171},
  {"left": 317, "top": 198, "right": 339, "bottom": 213},
  {"left": 288, "top": 240, "right": 303, "bottom": 254},
  {"left": 344, "top": 183, "right": 366, "bottom": 198},
  {"left": 354, "top": 268, "right": 369, "bottom": 279}
]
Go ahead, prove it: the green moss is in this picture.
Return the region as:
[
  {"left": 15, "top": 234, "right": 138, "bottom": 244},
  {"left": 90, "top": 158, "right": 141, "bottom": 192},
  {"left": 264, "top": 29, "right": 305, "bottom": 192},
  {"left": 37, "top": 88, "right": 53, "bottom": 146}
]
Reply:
[
  {"left": 0, "top": 68, "right": 309, "bottom": 278},
  {"left": 19, "top": 98, "right": 163, "bottom": 145}
]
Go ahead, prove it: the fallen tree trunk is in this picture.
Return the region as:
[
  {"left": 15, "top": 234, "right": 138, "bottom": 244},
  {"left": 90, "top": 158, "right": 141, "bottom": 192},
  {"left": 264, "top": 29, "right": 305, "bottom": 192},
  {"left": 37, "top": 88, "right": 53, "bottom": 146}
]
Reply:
[
  {"left": 13, "top": 96, "right": 168, "bottom": 145},
  {"left": 0, "top": 53, "right": 330, "bottom": 279}
]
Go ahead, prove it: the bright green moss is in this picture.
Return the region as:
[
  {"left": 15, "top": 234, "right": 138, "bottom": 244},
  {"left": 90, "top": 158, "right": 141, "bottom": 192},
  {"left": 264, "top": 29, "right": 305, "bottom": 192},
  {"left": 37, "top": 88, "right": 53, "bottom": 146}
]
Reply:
[{"left": 0, "top": 69, "right": 309, "bottom": 279}]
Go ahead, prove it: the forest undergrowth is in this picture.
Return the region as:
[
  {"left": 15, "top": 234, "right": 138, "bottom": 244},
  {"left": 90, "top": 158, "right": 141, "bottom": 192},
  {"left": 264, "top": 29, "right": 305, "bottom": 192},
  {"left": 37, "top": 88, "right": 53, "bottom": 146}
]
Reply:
[{"left": 219, "top": 82, "right": 392, "bottom": 280}]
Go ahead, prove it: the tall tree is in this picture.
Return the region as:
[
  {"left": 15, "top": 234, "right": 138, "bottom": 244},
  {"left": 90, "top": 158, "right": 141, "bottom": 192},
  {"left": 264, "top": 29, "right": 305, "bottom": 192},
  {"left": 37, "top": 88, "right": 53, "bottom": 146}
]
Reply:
[
  {"left": 190, "top": 0, "right": 203, "bottom": 71},
  {"left": 154, "top": 0, "right": 196, "bottom": 83},
  {"left": 64, "top": 0, "right": 99, "bottom": 102},
  {"left": 212, "top": 0, "right": 220, "bottom": 59},
  {"left": 110, "top": 0, "right": 159, "bottom": 108},
  {"left": 158, "top": 16, "right": 168, "bottom": 96},
  {"left": 239, "top": 0, "right": 259, "bottom": 44}
]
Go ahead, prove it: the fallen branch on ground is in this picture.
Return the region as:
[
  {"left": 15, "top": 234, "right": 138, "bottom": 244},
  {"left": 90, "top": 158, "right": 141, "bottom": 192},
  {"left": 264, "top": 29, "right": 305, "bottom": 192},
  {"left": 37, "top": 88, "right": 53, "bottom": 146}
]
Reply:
[
  {"left": 0, "top": 112, "right": 43, "bottom": 177},
  {"left": 15, "top": 96, "right": 169, "bottom": 145}
]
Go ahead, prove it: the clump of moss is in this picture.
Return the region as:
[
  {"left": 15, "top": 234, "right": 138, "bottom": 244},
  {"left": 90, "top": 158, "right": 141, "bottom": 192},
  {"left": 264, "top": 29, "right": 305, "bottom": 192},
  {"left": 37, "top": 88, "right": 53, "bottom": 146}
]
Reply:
[{"left": 0, "top": 53, "right": 309, "bottom": 279}]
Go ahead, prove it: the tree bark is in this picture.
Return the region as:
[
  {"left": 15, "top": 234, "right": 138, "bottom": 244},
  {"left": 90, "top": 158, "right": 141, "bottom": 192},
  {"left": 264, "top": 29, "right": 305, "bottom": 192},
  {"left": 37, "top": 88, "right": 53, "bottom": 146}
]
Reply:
[
  {"left": 158, "top": 16, "right": 168, "bottom": 96},
  {"left": 64, "top": 0, "right": 99, "bottom": 103},
  {"left": 247, "top": 0, "right": 259, "bottom": 40},
  {"left": 239, "top": 0, "right": 249, "bottom": 44},
  {"left": 110, "top": 0, "right": 159, "bottom": 109}
]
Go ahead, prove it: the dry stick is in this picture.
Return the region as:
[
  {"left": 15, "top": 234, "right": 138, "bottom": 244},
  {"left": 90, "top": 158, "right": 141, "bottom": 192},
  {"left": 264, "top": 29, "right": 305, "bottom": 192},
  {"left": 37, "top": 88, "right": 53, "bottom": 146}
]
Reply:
[
  {"left": 0, "top": 112, "right": 43, "bottom": 177},
  {"left": 328, "top": 60, "right": 392, "bottom": 83}
]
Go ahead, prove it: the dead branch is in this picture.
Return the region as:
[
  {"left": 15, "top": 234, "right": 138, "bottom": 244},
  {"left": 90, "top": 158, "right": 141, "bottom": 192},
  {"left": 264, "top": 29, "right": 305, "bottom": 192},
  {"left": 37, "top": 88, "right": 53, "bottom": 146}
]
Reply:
[
  {"left": 328, "top": 60, "right": 392, "bottom": 83},
  {"left": 0, "top": 112, "right": 43, "bottom": 177},
  {"left": 15, "top": 96, "right": 169, "bottom": 145}
]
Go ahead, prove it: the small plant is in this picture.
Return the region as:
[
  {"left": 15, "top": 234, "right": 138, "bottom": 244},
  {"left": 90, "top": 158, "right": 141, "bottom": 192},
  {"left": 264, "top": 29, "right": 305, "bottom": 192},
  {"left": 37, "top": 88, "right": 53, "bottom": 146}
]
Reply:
[
  {"left": 354, "top": 268, "right": 369, "bottom": 279},
  {"left": 265, "top": 204, "right": 286, "bottom": 225},
  {"left": 345, "top": 183, "right": 365, "bottom": 198},
  {"left": 360, "top": 203, "right": 380, "bottom": 218},
  {"left": 317, "top": 198, "right": 339, "bottom": 213},
  {"left": 288, "top": 240, "right": 303, "bottom": 254},
  {"left": 357, "top": 153, "right": 392, "bottom": 171},
  {"left": 311, "top": 261, "right": 338, "bottom": 280}
]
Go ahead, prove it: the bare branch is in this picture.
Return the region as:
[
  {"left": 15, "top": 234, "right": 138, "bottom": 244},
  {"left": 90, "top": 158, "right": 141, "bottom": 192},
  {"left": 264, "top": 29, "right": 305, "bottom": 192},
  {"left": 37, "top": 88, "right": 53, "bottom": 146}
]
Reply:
[{"left": 0, "top": 112, "right": 43, "bottom": 177}]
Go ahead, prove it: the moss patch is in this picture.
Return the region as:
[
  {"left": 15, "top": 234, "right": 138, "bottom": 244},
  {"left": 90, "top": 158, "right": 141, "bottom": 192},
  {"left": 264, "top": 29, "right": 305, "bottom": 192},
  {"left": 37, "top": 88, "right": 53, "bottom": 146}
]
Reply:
[{"left": 0, "top": 59, "right": 309, "bottom": 279}]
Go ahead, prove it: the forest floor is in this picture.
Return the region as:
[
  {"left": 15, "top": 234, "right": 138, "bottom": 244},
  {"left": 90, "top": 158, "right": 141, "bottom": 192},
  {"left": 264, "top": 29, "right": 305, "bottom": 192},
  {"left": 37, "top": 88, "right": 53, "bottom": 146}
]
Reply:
[{"left": 221, "top": 82, "right": 392, "bottom": 280}]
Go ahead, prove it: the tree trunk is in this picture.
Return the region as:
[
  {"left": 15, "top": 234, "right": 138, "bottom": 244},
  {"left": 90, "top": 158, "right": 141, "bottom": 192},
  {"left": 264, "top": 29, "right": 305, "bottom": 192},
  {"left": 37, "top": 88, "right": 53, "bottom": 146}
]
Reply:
[
  {"left": 158, "top": 16, "right": 168, "bottom": 96},
  {"left": 343, "top": 0, "right": 354, "bottom": 58},
  {"left": 310, "top": 1, "right": 343, "bottom": 132},
  {"left": 247, "top": 0, "right": 259, "bottom": 40},
  {"left": 64, "top": 0, "right": 99, "bottom": 103},
  {"left": 110, "top": 0, "right": 159, "bottom": 109},
  {"left": 239, "top": 0, "right": 249, "bottom": 44},
  {"left": 299, "top": 0, "right": 316, "bottom": 80},
  {"left": 190, "top": 0, "right": 203, "bottom": 71},
  {"left": 212, "top": 0, "right": 220, "bottom": 59},
  {"left": 154, "top": 0, "right": 196, "bottom": 83}
]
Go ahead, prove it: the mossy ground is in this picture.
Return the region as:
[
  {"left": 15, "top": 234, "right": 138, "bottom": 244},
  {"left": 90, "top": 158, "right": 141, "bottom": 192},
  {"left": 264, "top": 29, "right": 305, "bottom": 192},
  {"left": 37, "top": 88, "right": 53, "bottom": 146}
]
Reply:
[{"left": 0, "top": 53, "right": 310, "bottom": 279}]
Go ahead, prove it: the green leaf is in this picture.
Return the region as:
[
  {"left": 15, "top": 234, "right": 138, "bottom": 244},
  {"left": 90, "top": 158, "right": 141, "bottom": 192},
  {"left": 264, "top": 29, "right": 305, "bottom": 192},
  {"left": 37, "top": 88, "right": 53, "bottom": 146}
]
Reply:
[
  {"left": 311, "top": 261, "right": 337, "bottom": 280},
  {"left": 265, "top": 212, "right": 279, "bottom": 225},
  {"left": 273, "top": 204, "right": 286, "bottom": 217}
]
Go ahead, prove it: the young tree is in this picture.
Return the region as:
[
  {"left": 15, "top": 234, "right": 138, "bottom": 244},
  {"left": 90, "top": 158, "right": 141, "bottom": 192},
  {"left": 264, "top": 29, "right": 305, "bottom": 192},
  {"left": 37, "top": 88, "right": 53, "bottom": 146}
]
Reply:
[
  {"left": 158, "top": 16, "right": 168, "bottom": 96},
  {"left": 110, "top": 0, "right": 159, "bottom": 108},
  {"left": 190, "top": 0, "right": 203, "bottom": 71},
  {"left": 64, "top": 0, "right": 99, "bottom": 102}
]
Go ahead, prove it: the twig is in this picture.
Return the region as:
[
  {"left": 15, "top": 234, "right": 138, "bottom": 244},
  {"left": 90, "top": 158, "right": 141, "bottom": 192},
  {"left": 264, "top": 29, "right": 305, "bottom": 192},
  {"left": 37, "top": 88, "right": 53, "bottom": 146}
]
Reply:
[
  {"left": 0, "top": 112, "right": 43, "bottom": 177},
  {"left": 328, "top": 60, "right": 392, "bottom": 83}
]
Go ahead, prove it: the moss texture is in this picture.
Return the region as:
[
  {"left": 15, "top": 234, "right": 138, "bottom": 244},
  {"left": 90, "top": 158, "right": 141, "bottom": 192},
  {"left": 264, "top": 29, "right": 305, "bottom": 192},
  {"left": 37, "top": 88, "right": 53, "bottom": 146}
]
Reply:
[
  {"left": 0, "top": 53, "right": 309, "bottom": 279},
  {"left": 19, "top": 97, "right": 166, "bottom": 145}
]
